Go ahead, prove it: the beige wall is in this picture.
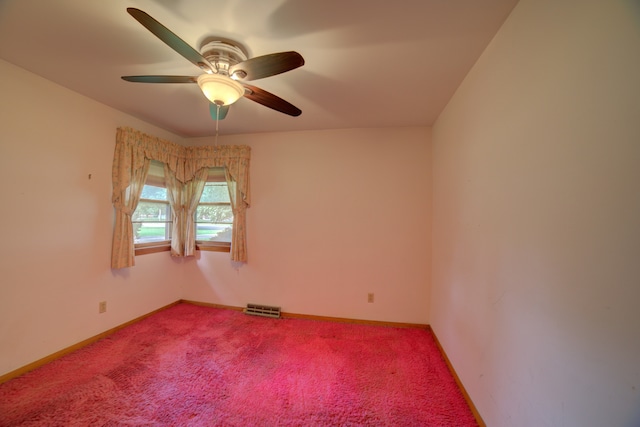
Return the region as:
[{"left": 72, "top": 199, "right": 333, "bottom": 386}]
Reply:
[
  {"left": 0, "top": 60, "right": 185, "bottom": 376},
  {"left": 184, "top": 128, "right": 432, "bottom": 324},
  {"left": 431, "top": 0, "right": 640, "bottom": 426}
]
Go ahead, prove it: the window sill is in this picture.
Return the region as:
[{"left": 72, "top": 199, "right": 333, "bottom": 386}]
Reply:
[
  {"left": 135, "top": 244, "right": 170, "bottom": 256},
  {"left": 134, "top": 242, "right": 231, "bottom": 256},
  {"left": 196, "top": 243, "right": 231, "bottom": 253}
]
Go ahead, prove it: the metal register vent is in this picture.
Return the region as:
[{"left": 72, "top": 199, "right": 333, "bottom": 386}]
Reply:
[{"left": 244, "top": 303, "right": 281, "bottom": 318}]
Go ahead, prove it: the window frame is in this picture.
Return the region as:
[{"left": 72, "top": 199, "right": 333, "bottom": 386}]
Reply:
[
  {"left": 133, "top": 164, "right": 233, "bottom": 256},
  {"left": 133, "top": 161, "right": 172, "bottom": 256},
  {"left": 195, "top": 169, "right": 233, "bottom": 253}
]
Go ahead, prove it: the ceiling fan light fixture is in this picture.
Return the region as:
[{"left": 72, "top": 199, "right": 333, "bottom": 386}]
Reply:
[{"left": 197, "top": 74, "right": 244, "bottom": 106}]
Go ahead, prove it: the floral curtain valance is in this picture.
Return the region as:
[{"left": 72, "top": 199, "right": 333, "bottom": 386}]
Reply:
[{"left": 111, "top": 127, "right": 251, "bottom": 269}]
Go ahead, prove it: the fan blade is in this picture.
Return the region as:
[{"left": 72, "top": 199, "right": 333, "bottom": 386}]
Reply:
[
  {"left": 209, "top": 103, "right": 230, "bottom": 120},
  {"left": 243, "top": 84, "right": 302, "bottom": 116},
  {"left": 127, "top": 8, "right": 212, "bottom": 73},
  {"left": 121, "top": 76, "right": 198, "bottom": 83},
  {"left": 230, "top": 51, "right": 304, "bottom": 81}
]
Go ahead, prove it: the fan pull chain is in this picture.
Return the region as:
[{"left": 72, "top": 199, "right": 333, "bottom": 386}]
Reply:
[{"left": 214, "top": 103, "right": 220, "bottom": 145}]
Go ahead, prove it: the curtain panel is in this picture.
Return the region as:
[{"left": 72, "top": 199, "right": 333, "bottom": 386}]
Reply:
[{"left": 111, "top": 127, "right": 251, "bottom": 269}]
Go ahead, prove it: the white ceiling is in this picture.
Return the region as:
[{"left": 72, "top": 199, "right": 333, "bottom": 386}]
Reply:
[{"left": 0, "top": 0, "right": 518, "bottom": 137}]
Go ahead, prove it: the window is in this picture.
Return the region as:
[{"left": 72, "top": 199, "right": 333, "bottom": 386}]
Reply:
[
  {"left": 132, "top": 185, "right": 171, "bottom": 244},
  {"left": 131, "top": 163, "right": 233, "bottom": 255},
  {"left": 196, "top": 168, "right": 233, "bottom": 250},
  {"left": 111, "top": 127, "right": 250, "bottom": 268},
  {"left": 132, "top": 161, "right": 171, "bottom": 253}
]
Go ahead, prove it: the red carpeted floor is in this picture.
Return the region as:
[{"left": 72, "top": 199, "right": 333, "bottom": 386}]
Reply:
[{"left": 0, "top": 303, "right": 477, "bottom": 426}]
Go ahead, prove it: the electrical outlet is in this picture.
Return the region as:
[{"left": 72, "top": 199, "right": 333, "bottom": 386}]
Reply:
[
  {"left": 99, "top": 301, "right": 107, "bottom": 314},
  {"left": 367, "top": 293, "right": 374, "bottom": 303}
]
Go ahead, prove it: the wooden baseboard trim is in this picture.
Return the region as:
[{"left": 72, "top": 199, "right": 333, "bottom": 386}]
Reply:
[
  {"left": 430, "top": 329, "right": 486, "bottom": 427},
  {"left": 280, "top": 311, "right": 430, "bottom": 329},
  {"left": 179, "top": 299, "right": 430, "bottom": 329},
  {"left": 179, "top": 299, "right": 245, "bottom": 312},
  {"left": 0, "top": 301, "right": 181, "bottom": 385}
]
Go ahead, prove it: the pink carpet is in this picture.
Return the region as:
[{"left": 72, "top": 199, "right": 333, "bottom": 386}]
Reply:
[{"left": 0, "top": 303, "right": 477, "bottom": 426}]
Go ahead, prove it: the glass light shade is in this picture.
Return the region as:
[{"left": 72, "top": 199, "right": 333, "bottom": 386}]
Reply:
[{"left": 197, "top": 74, "right": 244, "bottom": 105}]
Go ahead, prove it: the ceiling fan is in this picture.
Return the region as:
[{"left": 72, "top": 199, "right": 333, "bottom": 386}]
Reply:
[{"left": 121, "top": 8, "right": 304, "bottom": 121}]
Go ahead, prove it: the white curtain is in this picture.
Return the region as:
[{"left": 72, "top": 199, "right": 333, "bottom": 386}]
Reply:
[
  {"left": 111, "top": 157, "right": 150, "bottom": 269},
  {"left": 225, "top": 169, "right": 248, "bottom": 261},
  {"left": 165, "top": 165, "right": 208, "bottom": 257},
  {"left": 111, "top": 127, "right": 251, "bottom": 268}
]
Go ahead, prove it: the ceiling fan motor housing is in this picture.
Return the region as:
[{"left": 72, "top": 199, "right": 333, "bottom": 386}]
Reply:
[{"left": 200, "top": 39, "right": 248, "bottom": 78}]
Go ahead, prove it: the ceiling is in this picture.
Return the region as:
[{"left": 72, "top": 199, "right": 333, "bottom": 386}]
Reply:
[{"left": 0, "top": 0, "right": 518, "bottom": 137}]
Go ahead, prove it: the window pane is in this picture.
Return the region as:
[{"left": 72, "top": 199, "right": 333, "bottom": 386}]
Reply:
[
  {"left": 140, "top": 185, "right": 167, "bottom": 201},
  {"left": 132, "top": 201, "right": 170, "bottom": 222},
  {"left": 195, "top": 205, "right": 233, "bottom": 223},
  {"left": 196, "top": 224, "right": 232, "bottom": 242},
  {"left": 200, "top": 183, "right": 230, "bottom": 203},
  {"left": 133, "top": 197, "right": 171, "bottom": 244},
  {"left": 134, "top": 223, "right": 171, "bottom": 243},
  {"left": 196, "top": 180, "right": 232, "bottom": 243}
]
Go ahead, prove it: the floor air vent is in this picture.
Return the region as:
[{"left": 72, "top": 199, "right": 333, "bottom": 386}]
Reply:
[{"left": 244, "top": 303, "right": 281, "bottom": 318}]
